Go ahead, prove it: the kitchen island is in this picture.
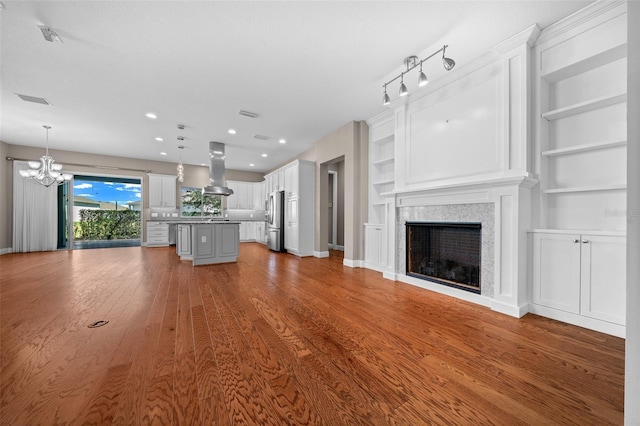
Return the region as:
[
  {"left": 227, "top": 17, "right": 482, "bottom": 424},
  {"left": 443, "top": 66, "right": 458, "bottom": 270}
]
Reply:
[{"left": 175, "top": 221, "right": 239, "bottom": 265}]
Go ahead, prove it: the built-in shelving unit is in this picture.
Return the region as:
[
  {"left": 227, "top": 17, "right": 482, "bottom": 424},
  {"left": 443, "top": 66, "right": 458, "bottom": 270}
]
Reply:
[
  {"left": 537, "top": 26, "right": 627, "bottom": 232},
  {"left": 369, "top": 132, "right": 395, "bottom": 225},
  {"left": 541, "top": 93, "right": 626, "bottom": 121},
  {"left": 530, "top": 1, "right": 628, "bottom": 337}
]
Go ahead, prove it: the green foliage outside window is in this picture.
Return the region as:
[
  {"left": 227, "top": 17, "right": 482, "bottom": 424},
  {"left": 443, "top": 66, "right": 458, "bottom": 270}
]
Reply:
[
  {"left": 74, "top": 210, "right": 141, "bottom": 240},
  {"left": 181, "top": 187, "right": 222, "bottom": 217}
]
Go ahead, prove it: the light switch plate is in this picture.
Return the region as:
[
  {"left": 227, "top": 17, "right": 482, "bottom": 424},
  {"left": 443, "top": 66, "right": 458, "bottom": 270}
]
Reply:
[{"left": 201, "top": 236, "right": 206, "bottom": 243}]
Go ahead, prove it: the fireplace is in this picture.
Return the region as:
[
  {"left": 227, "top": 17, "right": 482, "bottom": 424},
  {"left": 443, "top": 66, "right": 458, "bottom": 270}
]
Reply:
[{"left": 406, "top": 222, "right": 481, "bottom": 294}]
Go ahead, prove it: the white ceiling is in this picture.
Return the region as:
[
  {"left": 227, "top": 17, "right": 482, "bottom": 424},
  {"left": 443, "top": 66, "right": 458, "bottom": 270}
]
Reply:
[{"left": 1, "top": 0, "right": 592, "bottom": 173}]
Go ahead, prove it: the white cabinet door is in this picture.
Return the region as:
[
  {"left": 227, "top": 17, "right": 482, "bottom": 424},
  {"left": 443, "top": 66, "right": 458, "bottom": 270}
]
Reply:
[
  {"left": 364, "top": 224, "right": 385, "bottom": 269},
  {"left": 238, "top": 222, "right": 247, "bottom": 241},
  {"left": 285, "top": 196, "right": 299, "bottom": 252},
  {"left": 580, "top": 235, "right": 626, "bottom": 325},
  {"left": 244, "top": 184, "right": 250, "bottom": 209},
  {"left": 177, "top": 224, "right": 192, "bottom": 257},
  {"left": 161, "top": 176, "right": 176, "bottom": 208},
  {"left": 226, "top": 181, "right": 238, "bottom": 209},
  {"left": 253, "top": 182, "right": 264, "bottom": 210},
  {"left": 148, "top": 175, "right": 163, "bottom": 208},
  {"left": 284, "top": 166, "right": 293, "bottom": 197},
  {"left": 245, "top": 222, "right": 256, "bottom": 241},
  {"left": 532, "top": 233, "right": 581, "bottom": 314}
]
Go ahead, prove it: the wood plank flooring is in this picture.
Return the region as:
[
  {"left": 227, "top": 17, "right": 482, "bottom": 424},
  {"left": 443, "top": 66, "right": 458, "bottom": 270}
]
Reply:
[{"left": 0, "top": 243, "right": 624, "bottom": 425}]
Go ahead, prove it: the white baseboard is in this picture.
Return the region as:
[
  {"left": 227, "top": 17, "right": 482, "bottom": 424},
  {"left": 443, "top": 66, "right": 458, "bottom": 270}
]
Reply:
[
  {"left": 314, "top": 251, "right": 329, "bottom": 258},
  {"left": 382, "top": 271, "right": 397, "bottom": 281},
  {"left": 528, "top": 303, "right": 625, "bottom": 338},
  {"left": 343, "top": 258, "right": 364, "bottom": 268},
  {"left": 0, "top": 247, "right": 13, "bottom": 255},
  {"left": 491, "top": 300, "right": 529, "bottom": 318},
  {"left": 328, "top": 244, "right": 344, "bottom": 251},
  {"left": 364, "top": 262, "right": 386, "bottom": 273}
]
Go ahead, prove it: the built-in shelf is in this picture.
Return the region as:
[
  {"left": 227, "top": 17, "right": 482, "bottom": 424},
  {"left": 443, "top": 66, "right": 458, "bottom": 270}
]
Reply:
[
  {"left": 542, "top": 140, "right": 627, "bottom": 157},
  {"left": 543, "top": 184, "right": 626, "bottom": 194},
  {"left": 372, "top": 157, "right": 395, "bottom": 166},
  {"left": 540, "top": 44, "right": 627, "bottom": 83},
  {"left": 373, "top": 179, "right": 394, "bottom": 186},
  {"left": 541, "top": 93, "right": 627, "bottom": 121},
  {"left": 372, "top": 202, "right": 385, "bottom": 206}
]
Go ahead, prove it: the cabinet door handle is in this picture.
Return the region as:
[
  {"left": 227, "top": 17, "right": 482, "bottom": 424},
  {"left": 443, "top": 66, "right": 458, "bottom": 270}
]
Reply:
[
  {"left": 582, "top": 239, "right": 589, "bottom": 244},
  {"left": 573, "top": 239, "right": 580, "bottom": 243}
]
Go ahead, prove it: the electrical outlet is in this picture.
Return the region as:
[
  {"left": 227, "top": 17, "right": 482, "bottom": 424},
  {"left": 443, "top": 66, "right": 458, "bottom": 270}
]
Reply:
[{"left": 201, "top": 236, "right": 206, "bottom": 243}]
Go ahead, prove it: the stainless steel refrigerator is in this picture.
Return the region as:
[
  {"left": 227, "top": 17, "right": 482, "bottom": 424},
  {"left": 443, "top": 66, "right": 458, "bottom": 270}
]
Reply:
[{"left": 267, "top": 190, "right": 285, "bottom": 252}]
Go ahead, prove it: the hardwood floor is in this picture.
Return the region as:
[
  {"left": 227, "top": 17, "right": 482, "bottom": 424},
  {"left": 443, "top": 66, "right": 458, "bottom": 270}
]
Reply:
[{"left": 0, "top": 243, "right": 624, "bottom": 425}]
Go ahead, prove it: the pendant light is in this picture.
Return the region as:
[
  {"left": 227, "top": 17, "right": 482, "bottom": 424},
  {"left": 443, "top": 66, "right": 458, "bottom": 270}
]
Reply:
[
  {"left": 19, "top": 125, "right": 72, "bottom": 187},
  {"left": 177, "top": 145, "right": 185, "bottom": 183}
]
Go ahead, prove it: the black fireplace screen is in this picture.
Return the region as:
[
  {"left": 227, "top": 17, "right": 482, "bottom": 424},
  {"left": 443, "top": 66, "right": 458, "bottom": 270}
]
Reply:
[{"left": 406, "top": 222, "right": 481, "bottom": 294}]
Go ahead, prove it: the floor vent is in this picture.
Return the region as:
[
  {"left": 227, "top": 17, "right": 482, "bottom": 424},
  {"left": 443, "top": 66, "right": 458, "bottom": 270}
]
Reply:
[{"left": 88, "top": 320, "right": 109, "bottom": 328}]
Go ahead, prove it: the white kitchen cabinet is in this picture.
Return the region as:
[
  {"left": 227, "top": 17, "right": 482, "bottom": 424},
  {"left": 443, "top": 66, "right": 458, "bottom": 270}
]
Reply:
[
  {"left": 364, "top": 224, "right": 386, "bottom": 272},
  {"left": 245, "top": 221, "right": 256, "bottom": 241},
  {"left": 238, "top": 222, "right": 246, "bottom": 241},
  {"left": 226, "top": 181, "right": 238, "bottom": 209},
  {"left": 254, "top": 182, "right": 265, "bottom": 210},
  {"left": 264, "top": 159, "right": 314, "bottom": 256},
  {"left": 147, "top": 222, "right": 169, "bottom": 246},
  {"left": 285, "top": 196, "right": 299, "bottom": 253},
  {"left": 148, "top": 174, "right": 177, "bottom": 208},
  {"left": 176, "top": 224, "right": 192, "bottom": 258},
  {"left": 532, "top": 232, "right": 625, "bottom": 327},
  {"left": 255, "top": 221, "right": 266, "bottom": 244}
]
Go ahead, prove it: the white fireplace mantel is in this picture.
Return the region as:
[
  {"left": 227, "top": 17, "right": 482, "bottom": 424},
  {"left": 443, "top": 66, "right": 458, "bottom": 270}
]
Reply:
[{"left": 384, "top": 174, "right": 537, "bottom": 318}]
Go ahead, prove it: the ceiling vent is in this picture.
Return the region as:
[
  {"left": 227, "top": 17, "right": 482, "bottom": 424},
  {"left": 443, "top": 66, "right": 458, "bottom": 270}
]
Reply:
[
  {"left": 238, "top": 109, "right": 259, "bottom": 118},
  {"left": 254, "top": 134, "right": 270, "bottom": 141},
  {"left": 16, "top": 93, "right": 51, "bottom": 105}
]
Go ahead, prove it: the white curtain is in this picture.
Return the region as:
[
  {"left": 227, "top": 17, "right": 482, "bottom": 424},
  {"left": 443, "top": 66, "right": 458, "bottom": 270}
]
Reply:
[{"left": 12, "top": 160, "right": 59, "bottom": 252}]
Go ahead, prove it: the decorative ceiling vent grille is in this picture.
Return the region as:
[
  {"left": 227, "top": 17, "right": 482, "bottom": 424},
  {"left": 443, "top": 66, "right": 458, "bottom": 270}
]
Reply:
[
  {"left": 254, "top": 134, "right": 269, "bottom": 140},
  {"left": 16, "top": 93, "right": 51, "bottom": 105},
  {"left": 238, "top": 109, "right": 259, "bottom": 118}
]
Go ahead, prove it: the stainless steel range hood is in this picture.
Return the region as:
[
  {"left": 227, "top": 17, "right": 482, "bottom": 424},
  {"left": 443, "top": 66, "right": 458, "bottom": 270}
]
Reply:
[{"left": 202, "top": 141, "right": 234, "bottom": 196}]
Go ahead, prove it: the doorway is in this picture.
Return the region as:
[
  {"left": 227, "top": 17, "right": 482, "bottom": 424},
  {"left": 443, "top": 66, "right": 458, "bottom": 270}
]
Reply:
[
  {"left": 327, "top": 162, "right": 344, "bottom": 251},
  {"left": 70, "top": 175, "right": 142, "bottom": 249}
]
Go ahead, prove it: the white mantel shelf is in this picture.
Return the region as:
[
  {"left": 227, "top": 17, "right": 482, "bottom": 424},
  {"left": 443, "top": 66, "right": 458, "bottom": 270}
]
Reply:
[{"left": 391, "top": 174, "right": 539, "bottom": 198}]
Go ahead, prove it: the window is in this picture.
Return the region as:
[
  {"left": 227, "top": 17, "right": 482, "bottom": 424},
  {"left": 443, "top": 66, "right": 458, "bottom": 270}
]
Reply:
[{"left": 180, "top": 187, "right": 222, "bottom": 217}]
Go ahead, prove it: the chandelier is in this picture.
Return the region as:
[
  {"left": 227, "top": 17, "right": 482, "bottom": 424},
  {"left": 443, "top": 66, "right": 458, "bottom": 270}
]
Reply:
[
  {"left": 177, "top": 144, "right": 185, "bottom": 183},
  {"left": 19, "top": 125, "right": 72, "bottom": 187}
]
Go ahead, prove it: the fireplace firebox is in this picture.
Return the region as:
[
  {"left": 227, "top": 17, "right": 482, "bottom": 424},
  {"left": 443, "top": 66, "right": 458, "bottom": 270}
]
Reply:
[{"left": 406, "top": 222, "right": 481, "bottom": 294}]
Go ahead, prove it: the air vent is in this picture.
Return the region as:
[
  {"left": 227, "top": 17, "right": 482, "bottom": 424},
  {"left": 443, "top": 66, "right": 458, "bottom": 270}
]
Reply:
[
  {"left": 238, "top": 109, "right": 259, "bottom": 118},
  {"left": 254, "top": 134, "right": 270, "bottom": 141},
  {"left": 16, "top": 93, "right": 51, "bottom": 105}
]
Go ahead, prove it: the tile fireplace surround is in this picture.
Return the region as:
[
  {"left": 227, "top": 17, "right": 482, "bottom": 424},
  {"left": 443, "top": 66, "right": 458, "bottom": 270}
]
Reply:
[
  {"left": 398, "top": 203, "right": 494, "bottom": 297},
  {"left": 385, "top": 176, "right": 537, "bottom": 318}
]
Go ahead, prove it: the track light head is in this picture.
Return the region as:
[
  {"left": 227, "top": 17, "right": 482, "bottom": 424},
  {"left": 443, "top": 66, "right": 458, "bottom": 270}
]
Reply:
[
  {"left": 399, "top": 82, "right": 408, "bottom": 97},
  {"left": 418, "top": 71, "right": 429, "bottom": 87},
  {"left": 442, "top": 46, "right": 455, "bottom": 71},
  {"left": 383, "top": 92, "right": 390, "bottom": 105}
]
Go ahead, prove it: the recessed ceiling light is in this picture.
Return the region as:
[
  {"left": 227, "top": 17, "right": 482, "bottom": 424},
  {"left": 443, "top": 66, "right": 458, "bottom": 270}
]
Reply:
[
  {"left": 249, "top": 163, "right": 255, "bottom": 167},
  {"left": 279, "top": 138, "right": 286, "bottom": 144},
  {"left": 200, "top": 163, "right": 206, "bottom": 166},
  {"left": 228, "top": 129, "right": 237, "bottom": 135},
  {"left": 160, "top": 152, "right": 167, "bottom": 156},
  {"left": 155, "top": 137, "right": 163, "bottom": 141},
  {"left": 261, "top": 153, "right": 267, "bottom": 157},
  {"left": 146, "top": 112, "right": 157, "bottom": 119}
]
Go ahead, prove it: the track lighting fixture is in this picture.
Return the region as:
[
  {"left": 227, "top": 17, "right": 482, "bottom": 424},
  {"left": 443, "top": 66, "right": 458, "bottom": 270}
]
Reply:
[
  {"left": 381, "top": 45, "right": 455, "bottom": 105},
  {"left": 383, "top": 84, "right": 390, "bottom": 105},
  {"left": 442, "top": 45, "right": 456, "bottom": 71}
]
